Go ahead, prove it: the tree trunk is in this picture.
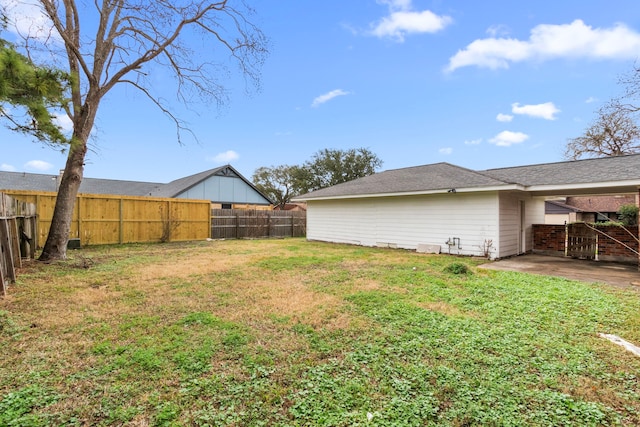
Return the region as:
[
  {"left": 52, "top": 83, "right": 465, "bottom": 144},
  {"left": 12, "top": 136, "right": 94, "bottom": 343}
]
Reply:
[
  {"left": 38, "top": 92, "right": 97, "bottom": 261},
  {"left": 38, "top": 141, "right": 86, "bottom": 261}
]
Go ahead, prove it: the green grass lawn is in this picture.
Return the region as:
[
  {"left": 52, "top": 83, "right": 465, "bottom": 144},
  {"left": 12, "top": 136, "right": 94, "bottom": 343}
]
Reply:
[{"left": 1, "top": 238, "right": 639, "bottom": 426}]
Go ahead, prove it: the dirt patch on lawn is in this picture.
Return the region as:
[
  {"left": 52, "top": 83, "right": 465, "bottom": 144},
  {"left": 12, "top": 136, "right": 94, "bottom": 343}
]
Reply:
[{"left": 127, "top": 249, "right": 365, "bottom": 332}]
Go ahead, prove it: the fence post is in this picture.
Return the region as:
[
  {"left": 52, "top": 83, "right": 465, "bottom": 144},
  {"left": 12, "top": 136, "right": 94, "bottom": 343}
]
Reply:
[
  {"left": 236, "top": 212, "right": 240, "bottom": 239},
  {"left": 77, "top": 194, "right": 82, "bottom": 241},
  {"left": 168, "top": 200, "right": 172, "bottom": 242},
  {"left": 0, "top": 218, "right": 16, "bottom": 290},
  {"left": 8, "top": 218, "right": 21, "bottom": 269},
  {"left": 28, "top": 215, "right": 37, "bottom": 259},
  {"left": 119, "top": 198, "right": 124, "bottom": 244},
  {"left": 35, "top": 194, "right": 41, "bottom": 248}
]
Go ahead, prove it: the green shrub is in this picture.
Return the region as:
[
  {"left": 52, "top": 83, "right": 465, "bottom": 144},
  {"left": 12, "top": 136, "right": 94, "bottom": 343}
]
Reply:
[
  {"left": 617, "top": 203, "right": 639, "bottom": 226},
  {"left": 443, "top": 262, "right": 471, "bottom": 275}
]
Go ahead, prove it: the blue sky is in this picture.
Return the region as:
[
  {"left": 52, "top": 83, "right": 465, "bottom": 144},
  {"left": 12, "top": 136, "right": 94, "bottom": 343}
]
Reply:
[{"left": 2, "top": 0, "right": 640, "bottom": 183}]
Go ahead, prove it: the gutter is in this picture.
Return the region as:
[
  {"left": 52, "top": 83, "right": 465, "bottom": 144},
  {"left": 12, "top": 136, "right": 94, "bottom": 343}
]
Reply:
[{"left": 293, "top": 184, "right": 525, "bottom": 202}]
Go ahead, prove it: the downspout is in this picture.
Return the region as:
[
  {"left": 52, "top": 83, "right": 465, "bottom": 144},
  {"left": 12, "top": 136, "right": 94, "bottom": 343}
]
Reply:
[{"left": 564, "top": 222, "right": 568, "bottom": 257}]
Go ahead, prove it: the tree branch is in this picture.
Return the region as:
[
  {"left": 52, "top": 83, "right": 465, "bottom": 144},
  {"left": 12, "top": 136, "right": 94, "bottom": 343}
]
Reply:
[{"left": 119, "top": 78, "right": 197, "bottom": 145}]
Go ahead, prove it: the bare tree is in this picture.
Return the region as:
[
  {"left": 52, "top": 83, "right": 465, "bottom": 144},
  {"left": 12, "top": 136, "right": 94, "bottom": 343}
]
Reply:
[
  {"left": 564, "top": 101, "right": 640, "bottom": 160},
  {"left": 5, "top": 0, "right": 267, "bottom": 261},
  {"left": 617, "top": 63, "right": 640, "bottom": 113}
]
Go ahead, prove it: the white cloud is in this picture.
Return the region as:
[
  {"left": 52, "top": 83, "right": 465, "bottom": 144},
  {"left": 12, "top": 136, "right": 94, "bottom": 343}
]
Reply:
[
  {"left": 0, "top": 0, "right": 60, "bottom": 43},
  {"left": 25, "top": 160, "right": 53, "bottom": 171},
  {"left": 486, "top": 24, "right": 510, "bottom": 38},
  {"left": 370, "top": 0, "right": 452, "bottom": 42},
  {"left": 512, "top": 102, "right": 560, "bottom": 120},
  {"left": 1, "top": 163, "right": 16, "bottom": 172},
  {"left": 377, "top": 0, "right": 412, "bottom": 11},
  {"left": 53, "top": 114, "right": 74, "bottom": 132},
  {"left": 464, "top": 139, "right": 482, "bottom": 145},
  {"left": 311, "top": 89, "right": 350, "bottom": 107},
  {"left": 446, "top": 19, "right": 640, "bottom": 72},
  {"left": 496, "top": 113, "right": 513, "bottom": 122},
  {"left": 209, "top": 150, "right": 239, "bottom": 164},
  {"left": 489, "top": 131, "right": 529, "bottom": 147},
  {"left": 585, "top": 96, "right": 597, "bottom": 104},
  {"left": 439, "top": 147, "right": 453, "bottom": 155}
]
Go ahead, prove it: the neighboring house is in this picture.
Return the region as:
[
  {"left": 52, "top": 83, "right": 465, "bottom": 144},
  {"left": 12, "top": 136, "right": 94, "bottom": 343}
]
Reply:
[
  {"left": 148, "top": 165, "right": 272, "bottom": 208},
  {"left": 0, "top": 165, "right": 273, "bottom": 208},
  {"left": 544, "top": 199, "right": 582, "bottom": 224},
  {"left": 545, "top": 195, "right": 638, "bottom": 224},
  {"left": 273, "top": 203, "right": 307, "bottom": 212},
  {"left": 294, "top": 155, "right": 640, "bottom": 260}
]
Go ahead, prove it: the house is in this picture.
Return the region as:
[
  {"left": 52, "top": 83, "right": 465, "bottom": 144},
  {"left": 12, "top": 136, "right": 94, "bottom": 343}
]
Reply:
[
  {"left": 147, "top": 165, "right": 272, "bottom": 208},
  {"left": 294, "top": 155, "right": 640, "bottom": 260},
  {"left": 0, "top": 165, "right": 273, "bottom": 208},
  {"left": 273, "top": 202, "right": 307, "bottom": 212},
  {"left": 545, "top": 195, "right": 638, "bottom": 224},
  {"left": 544, "top": 199, "right": 582, "bottom": 224}
]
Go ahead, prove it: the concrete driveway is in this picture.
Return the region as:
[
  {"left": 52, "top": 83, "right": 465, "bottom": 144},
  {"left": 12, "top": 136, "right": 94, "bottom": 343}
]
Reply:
[{"left": 479, "top": 254, "right": 640, "bottom": 289}]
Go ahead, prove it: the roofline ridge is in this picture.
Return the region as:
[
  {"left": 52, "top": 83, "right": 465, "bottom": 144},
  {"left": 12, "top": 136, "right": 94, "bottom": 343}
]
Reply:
[
  {"left": 481, "top": 153, "right": 640, "bottom": 173},
  {"left": 380, "top": 161, "right": 477, "bottom": 174}
]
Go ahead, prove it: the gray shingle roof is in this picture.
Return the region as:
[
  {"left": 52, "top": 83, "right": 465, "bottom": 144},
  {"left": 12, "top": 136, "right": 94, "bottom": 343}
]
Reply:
[
  {"left": 479, "top": 154, "right": 640, "bottom": 186},
  {"left": 149, "top": 165, "right": 272, "bottom": 203},
  {"left": 149, "top": 167, "right": 227, "bottom": 198},
  {"left": 0, "top": 171, "right": 162, "bottom": 196},
  {"left": 296, "top": 154, "right": 640, "bottom": 200},
  {"left": 0, "top": 164, "right": 273, "bottom": 203},
  {"left": 296, "top": 162, "right": 510, "bottom": 199}
]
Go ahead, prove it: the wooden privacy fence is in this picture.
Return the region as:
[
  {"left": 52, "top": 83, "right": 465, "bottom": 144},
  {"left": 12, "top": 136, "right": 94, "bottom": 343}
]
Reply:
[
  {"left": 211, "top": 209, "right": 306, "bottom": 239},
  {"left": 1, "top": 193, "right": 37, "bottom": 295},
  {"left": 3, "top": 191, "right": 211, "bottom": 247}
]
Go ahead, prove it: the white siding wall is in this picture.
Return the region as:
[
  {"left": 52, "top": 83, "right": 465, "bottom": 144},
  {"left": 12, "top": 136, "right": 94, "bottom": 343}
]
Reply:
[
  {"left": 497, "top": 192, "right": 545, "bottom": 258},
  {"left": 307, "top": 192, "right": 501, "bottom": 258},
  {"left": 177, "top": 176, "right": 269, "bottom": 204}
]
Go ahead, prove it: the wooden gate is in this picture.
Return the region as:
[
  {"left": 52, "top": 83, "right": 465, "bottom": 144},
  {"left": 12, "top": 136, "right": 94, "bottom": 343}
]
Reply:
[{"left": 566, "top": 223, "right": 597, "bottom": 259}]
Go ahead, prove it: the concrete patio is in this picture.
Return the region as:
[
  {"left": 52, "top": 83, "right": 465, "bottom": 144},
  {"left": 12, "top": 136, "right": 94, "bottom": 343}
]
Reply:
[{"left": 479, "top": 254, "right": 640, "bottom": 289}]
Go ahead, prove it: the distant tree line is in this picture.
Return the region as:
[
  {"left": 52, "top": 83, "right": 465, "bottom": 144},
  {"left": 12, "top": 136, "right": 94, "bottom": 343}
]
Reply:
[{"left": 252, "top": 148, "right": 383, "bottom": 209}]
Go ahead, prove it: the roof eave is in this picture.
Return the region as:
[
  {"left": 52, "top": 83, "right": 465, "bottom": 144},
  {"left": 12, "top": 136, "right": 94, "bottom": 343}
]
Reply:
[
  {"left": 527, "top": 180, "right": 640, "bottom": 197},
  {"left": 294, "top": 184, "right": 523, "bottom": 201}
]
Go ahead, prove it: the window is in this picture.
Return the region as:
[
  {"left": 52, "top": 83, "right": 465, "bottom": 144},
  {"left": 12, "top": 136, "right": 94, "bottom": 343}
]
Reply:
[{"left": 221, "top": 203, "right": 232, "bottom": 209}]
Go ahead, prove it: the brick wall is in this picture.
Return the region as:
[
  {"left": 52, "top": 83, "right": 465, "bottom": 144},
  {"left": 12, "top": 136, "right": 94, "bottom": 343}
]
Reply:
[
  {"left": 595, "top": 225, "right": 638, "bottom": 260},
  {"left": 532, "top": 224, "right": 565, "bottom": 255},
  {"left": 533, "top": 223, "right": 639, "bottom": 264}
]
